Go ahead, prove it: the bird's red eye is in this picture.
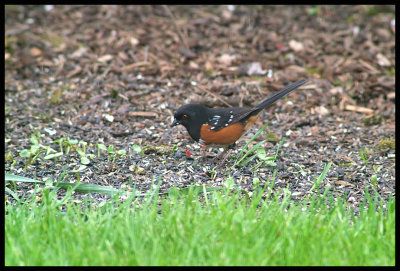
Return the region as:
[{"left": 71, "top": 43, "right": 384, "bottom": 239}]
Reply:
[{"left": 182, "top": 114, "right": 188, "bottom": 119}]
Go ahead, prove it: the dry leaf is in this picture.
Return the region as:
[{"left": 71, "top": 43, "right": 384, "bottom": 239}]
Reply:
[
  {"left": 313, "top": 105, "right": 330, "bottom": 116},
  {"left": 239, "top": 62, "right": 266, "bottom": 75},
  {"left": 70, "top": 47, "right": 87, "bottom": 58},
  {"left": 30, "top": 47, "right": 42, "bottom": 57}
]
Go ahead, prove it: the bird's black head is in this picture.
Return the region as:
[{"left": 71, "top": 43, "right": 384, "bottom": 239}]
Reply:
[{"left": 171, "top": 104, "right": 208, "bottom": 142}]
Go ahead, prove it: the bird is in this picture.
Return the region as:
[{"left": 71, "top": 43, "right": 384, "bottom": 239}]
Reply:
[{"left": 171, "top": 79, "right": 307, "bottom": 162}]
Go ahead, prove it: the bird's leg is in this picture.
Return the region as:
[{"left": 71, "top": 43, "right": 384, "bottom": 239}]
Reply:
[
  {"left": 218, "top": 149, "right": 233, "bottom": 165},
  {"left": 211, "top": 148, "right": 228, "bottom": 163},
  {"left": 219, "top": 143, "right": 236, "bottom": 165},
  {"left": 211, "top": 143, "right": 236, "bottom": 165}
]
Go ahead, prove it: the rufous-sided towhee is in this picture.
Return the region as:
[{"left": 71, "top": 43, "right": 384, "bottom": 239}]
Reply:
[{"left": 171, "top": 79, "right": 307, "bottom": 160}]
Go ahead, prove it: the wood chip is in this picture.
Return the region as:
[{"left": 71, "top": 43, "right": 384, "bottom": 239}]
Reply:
[
  {"left": 376, "top": 53, "right": 391, "bottom": 66},
  {"left": 311, "top": 105, "right": 330, "bottom": 116},
  {"left": 66, "top": 66, "right": 82, "bottom": 78},
  {"left": 128, "top": 111, "right": 158, "bottom": 118},
  {"left": 289, "top": 40, "right": 304, "bottom": 52},
  {"left": 335, "top": 181, "right": 355, "bottom": 187},
  {"left": 344, "top": 104, "right": 374, "bottom": 114},
  {"left": 387, "top": 92, "right": 395, "bottom": 99},
  {"left": 121, "top": 61, "right": 151, "bottom": 72},
  {"left": 97, "top": 54, "right": 113, "bottom": 63}
]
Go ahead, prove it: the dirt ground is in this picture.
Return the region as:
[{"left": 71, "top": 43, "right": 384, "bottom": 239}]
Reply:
[{"left": 5, "top": 5, "right": 395, "bottom": 209}]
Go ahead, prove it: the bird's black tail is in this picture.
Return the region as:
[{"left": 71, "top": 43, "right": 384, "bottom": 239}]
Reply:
[{"left": 254, "top": 79, "right": 307, "bottom": 110}]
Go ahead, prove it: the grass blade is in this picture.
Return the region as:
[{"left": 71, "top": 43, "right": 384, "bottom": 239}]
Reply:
[
  {"left": 309, "top": 162, "right": 332, "bottom": 193},
  {"left": 234, "top": 123, "right": 269, "bottom": 166},
  {"left": 5, "top": 173, "right": 124, "bottom": 195}
]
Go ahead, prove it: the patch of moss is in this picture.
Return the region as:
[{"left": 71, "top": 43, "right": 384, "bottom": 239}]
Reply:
[
  {"left": 49, "top": 89, "right": 62, "bottom": 104},
  {"left": 364, "top": 5, "right": 394, "bottom": 16},
  {"left": 378, "top": 138, "right": 395, "bottom": 150},
  {"left": 265, "top": 132, "right": 279, "bottom": 142},
  {"left": 110, "top": 88, "right": 119, "bottom": 99},
  {"left": 5, "top": 35, "right": 18, "bottom": 53},
  {"left": 346, "top": 16, "right": 355, "bottom": 23},
  {"left": 132, "top": 166, "right": 145, "bottom": 175},
  {"left": 143, "top": 145, "right": 176, "bottom": 155},
  {"left": 365, "top": 6, "right": 379, "bottom": 16},
  {"left": 5, "top": 151, "right": 14, "bottom": 161},
  {"left": 384, "top": 67, "right": 395, "bottom": 77},
  {"left": 44, "top": 33, "right": 67, "bottom": 50},
  {"left": 39, "top": 112, "right": 53, "bottom": 123},
  {"left": 305, "top": 66, "right": 324, "bottom": 76},
  {"left": 333, "top": 80, "right": 342, "bottom": 86},
  {"left": 250, "top": 74, "right": 263, "bottom": 80},
  {"left": 204, "top": 69, "right": 214, "bottom": 76},
  {"left": 338, "top": 162, "right": 353, "bottom": 168}
]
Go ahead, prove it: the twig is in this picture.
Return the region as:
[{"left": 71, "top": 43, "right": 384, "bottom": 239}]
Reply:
[
  {"left": 195, "top": 85, "right": 232, "bottom": 107},
  {"left": 162, "top": 5, "right": 189, "bottom": 50},
  {"left": 5, "top": 25, "right": 30, "bottom": 36}
]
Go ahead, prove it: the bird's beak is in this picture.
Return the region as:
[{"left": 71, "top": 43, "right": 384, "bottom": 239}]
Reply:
[{"left": 171, "top": 119, "right": 179, "bottom": 127}]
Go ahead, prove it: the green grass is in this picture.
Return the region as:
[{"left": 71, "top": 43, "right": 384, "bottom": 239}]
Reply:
[{"left": 5, "top": 184, "right": 395, "bottom": 266}]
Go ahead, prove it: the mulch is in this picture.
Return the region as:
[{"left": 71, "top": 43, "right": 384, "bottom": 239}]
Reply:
[{"left": 5, "top": 5, "right": 395, "bottom": 210}]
